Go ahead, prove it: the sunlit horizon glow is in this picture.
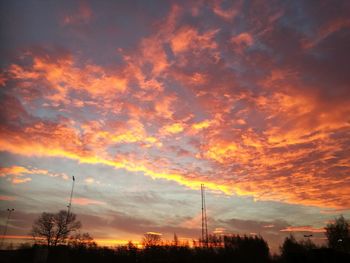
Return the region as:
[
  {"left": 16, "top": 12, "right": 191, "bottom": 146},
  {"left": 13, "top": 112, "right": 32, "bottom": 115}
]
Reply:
[{"left": 0, "top": 0, "right": 349, "bottom": 253}]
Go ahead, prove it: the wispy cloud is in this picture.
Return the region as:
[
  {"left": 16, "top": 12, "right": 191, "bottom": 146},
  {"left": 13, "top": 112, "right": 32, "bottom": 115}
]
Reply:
[
  {"left": 72, "top": 198, "right": 106, "bottom": 206},
  {"left": 280, "top": 226, "right": 326, "bottom": 233},
  {"left": 1, "top": 0, "right": 350, "bottom": 213},
  {"left": 0, "top": 165, "right": 68, "bottom": 184},
  {"left": 0, "top": 195, "right": 16, "bottom": 201}
]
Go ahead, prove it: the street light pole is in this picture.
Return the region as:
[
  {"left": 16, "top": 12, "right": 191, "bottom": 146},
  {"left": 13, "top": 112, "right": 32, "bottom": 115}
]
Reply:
[{"left": 1, "top": 208, "right": 15, "bottom": 249}]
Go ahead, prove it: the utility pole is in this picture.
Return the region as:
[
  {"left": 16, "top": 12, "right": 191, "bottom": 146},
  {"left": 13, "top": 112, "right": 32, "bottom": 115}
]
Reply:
[
  {"left": 66, "top": 176, "right": 75, "bottom": 223},
  {"left": 201, "top": 184, "right": 208, "bottom": 247},
  {"left": 1, "top": 208, "right": 15, "bottom": 249}
]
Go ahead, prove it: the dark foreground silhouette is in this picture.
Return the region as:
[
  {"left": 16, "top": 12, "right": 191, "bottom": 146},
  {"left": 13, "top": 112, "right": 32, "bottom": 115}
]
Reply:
[
  {"left": 0, "top": 238, "right": 349, "bottom": 263},
  {"left": 1, "top": 213, "right": 349, "bottom": 262}
]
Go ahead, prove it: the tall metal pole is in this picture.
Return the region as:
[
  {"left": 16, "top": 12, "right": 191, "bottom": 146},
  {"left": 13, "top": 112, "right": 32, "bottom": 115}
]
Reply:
[
  {"left": 1, "top": 208, "right": 15, "bottom": 249},
  {"left": 203, "top": 185, "right": 208, "bottom": 246},
  {"left": 201, "top": 184, "right": 204, "bottom": 247},
  {"left": 66, "top": 176, "right": 75, "bottom": 223},
  {"left": 201, "top": 184, "right": 208, "bottom": 247}
]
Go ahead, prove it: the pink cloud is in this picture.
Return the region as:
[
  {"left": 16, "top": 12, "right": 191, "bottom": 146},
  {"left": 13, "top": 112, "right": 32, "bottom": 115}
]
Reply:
[
  {"left": 62, "top": 1, "right": 93, "bottom": 26},
  {"left": 1, "top": 1, "right": 350, "bottom": 210},
  {"left": 302, "top": 17, "right": 350, "bottom": 49},
  {"left": 72, "top": 198, "right": 106, "bottom": 206},
  {"left": 0, "top": 165, "right": 68, "bottom": 184},
  {"left": 231, "top": 33, "right": 254, "bottom": 53},
  {"left": 170, "top": 26, "right": 218, "bottom": 54},
  {"left": 0, "top": 195, "right": 16, "bottom": 201},
  {"left": 280, "top": 226, "right": 326, "bottom": 233},
  {"left": 212, "top": 0, "right": 242, "bottom": 21}
]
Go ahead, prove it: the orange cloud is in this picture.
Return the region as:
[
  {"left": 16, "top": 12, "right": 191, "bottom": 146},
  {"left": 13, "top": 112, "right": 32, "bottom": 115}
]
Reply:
[
  {"left": 0, "top": 195, "right": 16, "bottom": 201},
  {"left": 0, "top": 166, "right": 32, "bottom": 177},
  {"left": 154, "top": 95, "right": 176, "bottom": 119},
  {"left": 231, "top": 32, "right": 254, "bottom": 53},
  {"left": 2, "top": 2, "right": 350, "bottom": 211},
  {"left": 280, "top": 226, "right": 326, "bottom": 233},
  {"left": 204, "top": 141, "right": 239, "bottom": 163},
  {"left": 81, "top": 119, "right": 162, "bottom": 149},
  {"left": 12, "top": 177, "right": 32, "bottom": 184},
  {"left": 9, "top": 56, "right": 127, "bottom": 105},
  {"left": 0, "top": 119, "right": 232, "bottom": 194},
  {"left": 170, "top": 26, "right": 218, "bottom": 54},
  {"left": 0, "top": 165, "right": 68, "bottom": 184},
  {"left": 302, "top": 17, "right": 350, "bottom": 49},
  {"left": 212, "top": 0, "right": 242, "bottom": 21},
  {"left": 2, "top": 82, "right": 349, "bottom": 208},
  {"left": 72, "top": 198, "right": 106, "bottom": 206},
  {"left": 0, "top": 166, "right": 33, "bottom": 184}
]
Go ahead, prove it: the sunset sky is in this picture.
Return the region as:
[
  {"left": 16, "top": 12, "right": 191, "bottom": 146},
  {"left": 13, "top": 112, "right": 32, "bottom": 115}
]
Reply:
[{"left": 1, "top": 0, "right": 350, "bottom": 252}]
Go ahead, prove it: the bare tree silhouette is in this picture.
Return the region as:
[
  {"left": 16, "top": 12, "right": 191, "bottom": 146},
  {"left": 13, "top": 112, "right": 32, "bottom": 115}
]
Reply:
[
  {"left": 68, "top": 232, "right": 97, "bottom": 249},
  {"left": 30, "top": 210, "right": 81, "bottom": 247},
  {"left": 325, "top": 215, "right": 350, "bottom": 252},
  {"left": 141, "top": 232, "right": 162, "bottom": 248}
]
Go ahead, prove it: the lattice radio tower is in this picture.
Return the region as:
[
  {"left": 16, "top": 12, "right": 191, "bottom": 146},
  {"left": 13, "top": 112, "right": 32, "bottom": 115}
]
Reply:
[{"left": 201, "top": 184, "right": 208, "bottom": 247}]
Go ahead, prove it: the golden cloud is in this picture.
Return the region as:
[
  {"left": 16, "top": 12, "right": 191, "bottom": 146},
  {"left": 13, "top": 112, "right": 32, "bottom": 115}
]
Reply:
[
  {"left": 0, "top": 165, "right": 68, "bottom": 184},
  {"left": 2, "top": 3, "right": 350, "bottom": 210}
]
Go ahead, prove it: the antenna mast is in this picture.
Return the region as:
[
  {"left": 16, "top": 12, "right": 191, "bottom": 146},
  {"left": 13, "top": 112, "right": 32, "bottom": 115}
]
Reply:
[
  {"left": 66, "top": 176, "right": 75, "bottom": 222},
  {"left": 201, "top": 184, "right": 208, "bottom": 247}
]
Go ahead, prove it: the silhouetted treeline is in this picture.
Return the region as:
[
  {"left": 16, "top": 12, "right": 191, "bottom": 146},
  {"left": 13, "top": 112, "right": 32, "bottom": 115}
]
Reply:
[
  {"left": 1, "top": 214, "right": 349, "bottom": 262},
  {"left": 278, "top": 235, "right": 350, "bottom": 263},
  {"left": 1, "top": 236, "right": 349, "bottom": 263}
]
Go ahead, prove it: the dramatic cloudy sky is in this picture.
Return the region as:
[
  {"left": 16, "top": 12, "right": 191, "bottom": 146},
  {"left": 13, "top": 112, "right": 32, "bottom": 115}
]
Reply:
[{"left": 1, "top": 0, "right": 350, "bottom": 252}]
